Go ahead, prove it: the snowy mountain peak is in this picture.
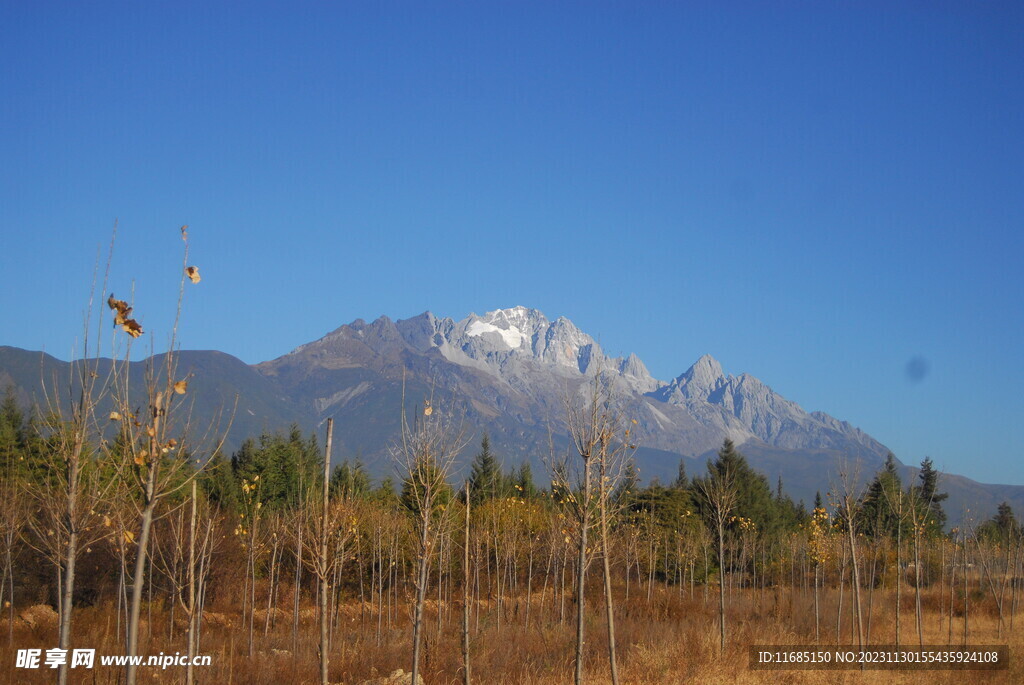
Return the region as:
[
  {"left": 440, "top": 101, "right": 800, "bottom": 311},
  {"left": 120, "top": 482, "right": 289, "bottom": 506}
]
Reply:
[
  {"left": 465, "top": 319, "right": 526, "bottom": 348},
  {"left": 464, "top": 306, "right": 550, "bottom": 350},
  {"left": 482, "top": 305, "right": 548, "bottom": 328},
  {"left": 263, "top": 307, "right": 891, "bottom": 471}
]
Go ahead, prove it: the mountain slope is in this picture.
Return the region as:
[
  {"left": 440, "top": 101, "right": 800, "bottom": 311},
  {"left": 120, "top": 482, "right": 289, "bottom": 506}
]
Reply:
[{"left": 2, "top": 307, "right": 1020, "bottom": 523}]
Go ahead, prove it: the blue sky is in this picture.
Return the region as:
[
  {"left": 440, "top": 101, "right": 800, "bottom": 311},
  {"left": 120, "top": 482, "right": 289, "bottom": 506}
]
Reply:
[{"left": 1, "top": 2, "right": 1022, "bottom": 485}]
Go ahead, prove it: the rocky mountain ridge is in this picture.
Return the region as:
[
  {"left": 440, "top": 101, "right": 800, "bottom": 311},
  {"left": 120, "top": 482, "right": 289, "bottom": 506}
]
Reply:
[
  {"left": 263, "top": 306, "right": 889, "bottom": 467},
  {"left": 2, "top": 305, "right": 1019, "bottom": 523}
]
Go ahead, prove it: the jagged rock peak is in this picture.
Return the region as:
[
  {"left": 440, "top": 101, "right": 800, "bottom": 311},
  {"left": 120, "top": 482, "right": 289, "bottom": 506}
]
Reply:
[
  {"left": 479, "top": 305, "right": 548, "bottom": 328},
  {"left": 463, "top": 306, "right": 550, "bottom": 349},
  {"left": 285, "top": 306, "right": 656, "bottom": 391},
  {"left": 688, "top": 353, "right": 724, "bottom": 378},
  {"left": 677, "top": 353, "right": 724, "bottom": 394},
  {"left": 619, "top": 352, "right": 649, "bottom": 378}
]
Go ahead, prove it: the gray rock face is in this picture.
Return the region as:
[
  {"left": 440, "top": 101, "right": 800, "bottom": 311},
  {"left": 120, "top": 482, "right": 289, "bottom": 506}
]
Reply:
[
  {"left": 653, "top": 354, "right": 889, "bottom": 461},
  {"left": 260, "top": 306, "right": 889, "bottom": 470},
  {"left": 395, "top": 306, "right": 660, "bottom": 394}
]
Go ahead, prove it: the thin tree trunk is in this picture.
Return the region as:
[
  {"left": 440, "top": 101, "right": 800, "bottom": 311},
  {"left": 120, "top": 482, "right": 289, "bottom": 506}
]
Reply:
[
  {"left": 813, "top": 564, "right": 820, "bottom": 643},
  {"left": 574, "top": 460, "right": 592, "bottom": 685},
  {"left": 836, "top": 546, "right": 846, "bottom": 643},
  {"left": 319, "top": 418, "right": 333, "bottom": 685},
  {"left": 599, "top": 472, "right": 619, "bottom": 685},
  {"left": 947, "top": 540, "right": 957, "bottom": 645},
  {"left": 525, "top": 545, "right": 534, "bottom": 629},
  {"left": 963, "top": 535, "right": 969, "bottom": 645},
  {"left": 57, "top": 507, "right": 77, "bottom": 685},
  {"left": 411, "top": 510, "right": 431, "bottom": 685},
  {"left": 462, "top": 483, "right": 471, "bottom": 685},
  {"left": 866, "top": 546, "right": 878, "bottom": 643},
  {"left": 125, "top": 487, "right": 157, "bottom": 685},
  {"left": 292, "top": 480, "right": 304, "bottom": 654},
  {"left": 895, "top": 523, "right": 902, "bottom": 648},
  {"left": 5, "top": 540, "right": 13, "bottom": 644},
  {"left": 718, "top": 522, "right": 726, "bottom": 653},
  {"left": 914, "top": 531, "right": 923, "bottom": 647},
  {"left": 186, "top": 480, "right": 197, "bottom": 685},
  {"left": 846, "top": 517, "right": 864, "bottom": 650}
]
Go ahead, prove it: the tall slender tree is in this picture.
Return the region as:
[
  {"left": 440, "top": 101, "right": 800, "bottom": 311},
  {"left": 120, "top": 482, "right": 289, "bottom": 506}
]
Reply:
[
  {"left": 694, "top": 440, "right": 740, "bottom": 653},
  {"left": 468, "top": 433, "right": 503, "bottom": 504}
]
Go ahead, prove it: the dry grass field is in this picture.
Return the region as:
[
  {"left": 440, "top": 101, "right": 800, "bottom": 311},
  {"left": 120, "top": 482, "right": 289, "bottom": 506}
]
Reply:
[{"left": 1, "top": 578, "right": 1018, "bottom": 684}]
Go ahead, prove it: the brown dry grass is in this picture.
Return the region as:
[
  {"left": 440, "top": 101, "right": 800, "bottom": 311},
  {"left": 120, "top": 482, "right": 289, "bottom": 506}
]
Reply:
[{"left": 0, "top": 582, "right": 1019, "bottom": 684}]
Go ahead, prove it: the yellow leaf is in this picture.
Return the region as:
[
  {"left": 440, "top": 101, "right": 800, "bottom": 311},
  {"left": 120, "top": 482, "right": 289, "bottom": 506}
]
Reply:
[
  {"left": 124, "top": 530, "right": 135, "bottom": 544},
  {"left": 108, "top": 294, "right": 143, "bottom": 337},
  {"left": 186, "top": 266, "right": 201, "bottom": 284},
  {"left": 173, "top": 380, "right": 188, "bottom": 395},
  {"left": 103, "top": 515, "right": 112, "bottom": 528},
  {"left": 107, "top": 294, "right": 127, "bottom": 313},
  {"left": 121, "top": 319, "right": 143, "bottom": 338}
]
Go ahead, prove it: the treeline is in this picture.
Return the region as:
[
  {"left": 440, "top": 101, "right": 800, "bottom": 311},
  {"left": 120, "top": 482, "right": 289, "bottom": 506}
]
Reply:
[{"left": 2, "top": 385, "right": 1023, "bottom": 683}]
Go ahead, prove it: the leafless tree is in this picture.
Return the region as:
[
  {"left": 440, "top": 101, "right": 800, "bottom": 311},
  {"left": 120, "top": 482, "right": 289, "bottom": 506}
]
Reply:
[
  {"left": 0, "top": 481, "right": 27, "bottom": 644},
  {"left": 103, "top": 228, "right": 228, "bottom": 685},
  {"left": 296, "top": 418, "right": 359, "bottom": 685},
  {"left": 24, "top": 232, "right": 120, "bottom": 685},
  {"left": 833, "top": 465, "right": 865, "bottom": 650},
  {"left": 391, "top": 391, "right": 466, "bottom": 685},
  {"left": 695, "top": 455, "right": 737, "bottom": 653},
  {"left": 880, "top": 470, "right": 909, "bottom": 648},
  {"left": 462, "top": 480, "right": 471, "bottom": 685},
  {"left": 594, "top": 384, "right": 635, "bottom": 685},
  {"left": 551, "top": 372, "right": 631, "bottom": 684}
]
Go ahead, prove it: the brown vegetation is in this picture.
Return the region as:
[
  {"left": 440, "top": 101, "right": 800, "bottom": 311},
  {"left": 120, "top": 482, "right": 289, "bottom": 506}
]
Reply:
[{"left": 0, "top": 570, "right": 1020, "bottom": 683}]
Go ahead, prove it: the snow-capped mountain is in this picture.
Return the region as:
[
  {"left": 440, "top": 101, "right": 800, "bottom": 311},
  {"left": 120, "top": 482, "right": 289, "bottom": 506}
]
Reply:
[
  {"left": 260, "top": 306, "right": 890, "bottom": 469},
  {"left": 394, "top": 306, "right": 659, "bottom": 394},
  {"left": 3, "top": 305, "right": 1022, "bottom": 521}
]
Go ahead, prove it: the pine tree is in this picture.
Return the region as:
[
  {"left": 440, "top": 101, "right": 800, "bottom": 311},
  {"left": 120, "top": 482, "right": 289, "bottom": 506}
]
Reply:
[
  {"left": 331, "top": 459, "right": 371, "bottom": 498},
  {"left": 977, "top": 502, "right": 1020, "bottom": 543},
  {"left": 0, "top": 386, "right": 26, "bottom": 482},
  {"left": 696, "top": 439, "right": 779, "bottom": 535},
  {"left": 857, "top": 453, "right": 905, "bottom": 538},
  {"left": 468, "top": 433, "right": 503, "bottom": 503},
  {"left": 672, "top": 459, "right": 689, "bottom": 490},
  {"left": 201, "top": 451, "right": 238, "bottom": 509},
  {"left": 914, "top": 457, "right": 948, "bottom": 534},
  {"left": 401, "top": 458, "right": 453, "bottom": 515},
  {"left": 614, "top": 460, "right": 640, "bottom": 504},
  {"left": 514, "top": 460, "right": 538, "bottom": 499},
  {"left": 371, "top": 476, "right": 400, "bottom": 508},
  {"left": 995, "top": 501, "right": 1019, "bottom": 532}
]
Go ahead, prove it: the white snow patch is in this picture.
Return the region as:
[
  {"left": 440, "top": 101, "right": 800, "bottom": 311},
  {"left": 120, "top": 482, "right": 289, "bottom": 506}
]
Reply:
[{"left": 466, "top": 320, "right": 525, "bottom": 348}]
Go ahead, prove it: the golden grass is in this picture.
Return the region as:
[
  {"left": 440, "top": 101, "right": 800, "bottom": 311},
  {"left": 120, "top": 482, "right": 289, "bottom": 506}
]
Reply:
[{"left": 0, "top": 581, "right": 1019, "bottom": 684}]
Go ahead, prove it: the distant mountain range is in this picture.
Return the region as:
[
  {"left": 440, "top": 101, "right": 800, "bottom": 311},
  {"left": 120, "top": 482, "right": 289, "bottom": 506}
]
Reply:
[{"left": 1, "top": 306, "right": 1019, "bottom": 524}]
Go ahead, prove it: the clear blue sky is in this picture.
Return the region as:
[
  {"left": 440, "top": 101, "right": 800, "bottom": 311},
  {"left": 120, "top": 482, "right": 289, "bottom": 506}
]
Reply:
[{"left": 2, "top": 2, "right": 1022, "bottom": 485}]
